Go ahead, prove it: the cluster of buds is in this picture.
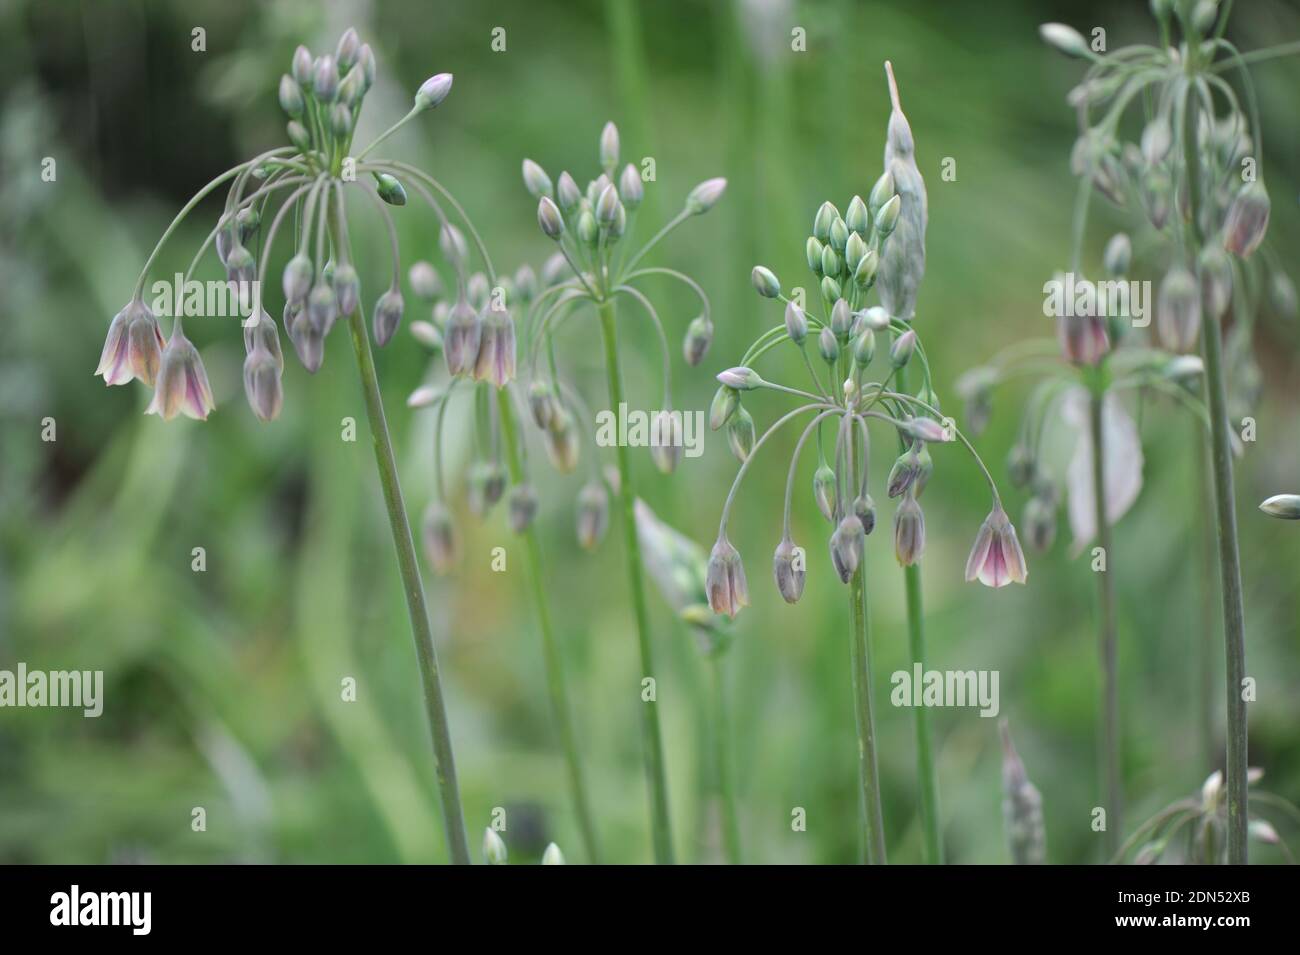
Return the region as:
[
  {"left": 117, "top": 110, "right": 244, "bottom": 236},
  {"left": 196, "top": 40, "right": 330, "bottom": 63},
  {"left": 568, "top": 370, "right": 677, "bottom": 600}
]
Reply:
[
  {"left": 96, "top": 28, "right": 469, "bottom": 425},
  {"left": 705, "top": 64, "right": 1024, "bottom": 619}
]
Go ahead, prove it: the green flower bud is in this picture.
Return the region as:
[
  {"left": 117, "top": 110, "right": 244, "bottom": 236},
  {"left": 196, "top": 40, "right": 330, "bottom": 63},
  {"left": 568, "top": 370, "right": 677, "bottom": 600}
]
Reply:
[
  {"left": 868, "top": 170, "right": 894, "bottom": 218},
  {"left": 853, "top": 248, "right": 880, "bottom": 289},
  {"left": 375, "top": 172, "right": 407, "bottom": 206},
  {"left": 599, "top": 121, "right": 620, "bottom": 175},
  {"left": 875, "top": 194, "right": 902, "bottom": 236},
  {"left": 358, "top": 43, "right": 376, "bottom": 88},
  {"left": 890, "top": 328, "right": 916, "bottom": 368},
  {"left": 1039, "top": 22, "right": 1089, "bottom": 58},
  {"left": 595, "top": 184, "right": 620, "bottom": 227},
  {"left": 619, "top": 163, "right": 644, "bottom": 209},
  {"left": 846, "top": 194, "right": 870, "bottom": 234},
  {"left": 820, "top": 275, "right": 842, "bottom": 302},
  {"left": 286, "top": 121, "right": 311, "bottom": 153},
  {"left": 709, "top": 385, "right": 740, "bottom": 431},
  {"left": 483, "top": 828, "right": 507, "bottom": 865},
  {"left": 820, "top": 245, "right": 842, "bottom": 279},
  {"left": 831, "top": 298, "right": 852, "bottom": 338},
  {"left": 806, "top": 236, "right": 824, "bottom": 275},
  {"left": 577, "top": 208, "right": 598, "bottom": 245},
  {"left": 541, "top": 843, "right": 566, "bottom": 865},
  {"left": 813, "top": 463, "right": 837, "bottom": 522},
  {"left": 685, "top": 177, "right": 727, "bottom": 215},
  {"left": 556, "top": 171, "right": 581, "bottom": 212},
  {"left": 330, "top": 102, "right": 352, "bottom": 137},
  {"left": 727, "top": 405, "right": 756, "bottom": 462},
  {"left": 1260, "top": 494, "right": 1300, "bottom": 520},
  {"left": 291, "top": 45, "right": 313, "bottom": 86},
  {"left": 338, "top": 65, "right": 365, "bottom": 106},
  {"left": 784, "top": 301, "right": 808, "bottom": 345},
  {"left": 818, "top": 325, "right": 839, "bottom": 363},
  {"left": 751, "top": 265, "right": 781, "bottom": 299},
  {"left": 845, "top": 231, "right": 868, "bottom": 273},
  {"left": 279, "top": 74, "right": 303, "bottom": 116},
  {"left": 683, "top": 316, "right": 713, "bottom": 367},
  {"left": 829, "top": 217, "right": 849, "bottom": 253},
  {"left": 813, "top": 201, "right": 838, "bottom": 242},
  {"left": 522, "top": 158, "right": 553, "bottom": 198},
  {"left": 853, "top": 329, "right": 876, "bottom": 366},
  {"left": 537, "top": 196, "right": 565, "bottom": 239}
]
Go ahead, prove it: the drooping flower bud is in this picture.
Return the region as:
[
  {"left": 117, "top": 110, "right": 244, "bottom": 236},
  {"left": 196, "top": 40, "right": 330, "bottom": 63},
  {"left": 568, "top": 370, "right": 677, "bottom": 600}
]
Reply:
[
  {"left": 243, "top": 308, "right": 284, "bottom": 372},
  {"left": 709, "top": 385, "right": 739, "bottom": 430},
  {"left": 282, "top": 253, "right": 313, "bottom": 305},
  {"left": 408, "top": 261, "right": 442, "bottom": 300},
  {"left": 682, "top": 316, "right": 713, "bottom": 367},
  {"left": 813, "top": 463, "right": 837, "bottom": 523},
  {"left": 529, "top": 380, "right": 558, "bottom": 429},
  {"left": 472, "top": 303, "right": 516, "bottom": 388},
  {"left": 888, "top": 446, "right": 923, "bottom": 498},
  {"left": 906, "top": 417, "right": 951, "bottom": 443},
  {"left": 1000, "top": 721, "right": 1047, "bottom": 865},
  {"left": 706, "top": 535, "right": 749, "bottom": 618},
  {"left": 521, "top": 158, "right": 553, "bottom": 199},
  {"left": 443, "top": 297, "right": 482, "bottom": 377},
  {"left": 1223, "top": 181, "right": 1270, "bottom": 258},
  {"left": 507, "top": 483, "right": 539, "bottom": 534},
  {"left": 289, "top": 308, "right": 324, "bottom": 373},
  {"left": 1023, "top": 493, "right": 1057, "bottom": 552},
  {"left": 726, "top": 405, "right": 756, "bottom": 462},
  {"left": 751, "top": 265, "right": 781, "bottom": 299},
  {"left": 371, "top": 288, "right": 405, "bottom": 347},
  {"left": 853, "top": 493, "right": 877, "bottom": 536},
  {"left": 965, "top": 504, "right": 1029, "bottom": 587},
  {"left": 1156, "top": 265, "right": 1201, "bottom": 354},
  {"left": 576, "top": 481, "right": 609, "bottom": 550},
  {"left": 772, "top": 536, "right": 805, "bottom": 604},
  {"left": 650, "top": 410, "right": 684, "bottom": 474},
  {"left": 373, "top": 172, "right": 406, "bottom": 206},
  {"left": 893, "top": 492, "right": 925, "bottom": 566},
  {"left": 684, "top": 177, "right": 727, "bottom": 215},
  {"left": 1199, "top": 245, "right": 1232, "bottom": 321},
  {"left": 242, "top": 338, "right": 283, "bottom": 423},
  {"left": 784, "top": 301, "right": 808, "bottom": 345},
  {"left": 332, "top": 263, "right": 360, "bottom": 318},
  {"left": 414, "top": 72, "right": 454, "bottom": 110},
  {"left": 146, "top": 319, "right": 215, "bottom": 421},
  {"left": 544, "top": 408, "right": 580, "bottom": 473},
  {"left": 307, "top": 281, "right": 339, "bottom": 336}
]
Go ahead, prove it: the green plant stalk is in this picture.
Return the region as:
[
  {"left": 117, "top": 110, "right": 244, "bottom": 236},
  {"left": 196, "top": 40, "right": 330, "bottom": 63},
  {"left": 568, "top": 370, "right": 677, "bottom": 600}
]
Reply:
[
  {"left": 497, "top": 396, "right": 601, "bottom": 863},
  {"left": 850, "top": 551, "right": 887, "bottom": 864},
  {"left": 894, "top": 364, "right": 943, "bottom": 864},
  {"left": 1088, "top": 387, "right": 1122, "bottom": 860},
  {"left": 338, "top": 213, "right": 470, "bottom": 865},
  {"left": 596, "top": 297, "right": 675, "bottom": 863},
  {"left": 1197, "top": 426, "right": 1217, "bottom": 774},
  {"left": 1184, "top": 88, "right": 1248, "bottom": 865},
  {"left": 709, "top": 654, "right": 742, "bottom": 864}
]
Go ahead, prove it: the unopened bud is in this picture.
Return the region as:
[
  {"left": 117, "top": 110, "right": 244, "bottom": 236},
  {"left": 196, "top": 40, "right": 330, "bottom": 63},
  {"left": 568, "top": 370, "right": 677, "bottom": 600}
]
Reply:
[
  {"left": 1039, "top": 22, "right": 1089, "bottom": 57},
  {"left": 685, "top": 177, "right": 727, "bottom": 215},
  {"left": 818, "top": 326, "right": 839, "bottom": 363},
  {"left": 784, "top": 301, "right": 808, "bottom": 344},
  {"left": 619, "top": 163, "right": 644, "bottom": 209},
  {"left": 772, "top": 536, "right": 805, "bottom": 604},
  {"left": 599, "top": 121, "right": 620, "bottom": 175},
  {"left": 751, "top": 265, "right": 780, "bottom": 299},
  {"left": 683, "top": 316, "right": 713, "bottom": 366},
  {"left": 846, "top": 194, "right": 870, "bottom": 234},
  {"left": 415, "top": 72, "right": 454, "bottom": 110},
  {"left": 875, "top": 194, "right": 902, "bottom": 236},
  {"left": 576, "top": 481, "right": 610, "bottom": 550},
  {"left": 813, "top": 201, "right": 837, "bottom": 242},
  {"left": 375, "top": 173, "right": 407, "bottom": 206},
  {"left": 829, "top": 515, "right": 865, "bottom": 583},
  {"left": 710, "top": 385, "right": 739, "bottom": 431},
  {"left": 408, "top": 261, "right": 442, "bottom": 300},
  {"left": 522, "top": 158, "right": 553, "bottom": 199},
  {"left": 508, "top": 483, "right": 539, "bottom": 533},
  {"left": 726, "top": 406, "right": 756, "bottom": 462},
  {"left": 1198, "top": 245, "right": 1232, "bottom": 321},
  {"left": 813, "top": 463, "right": 837, "bottom": 523},
  {"left": 890, "top": 328, "right": 916, "bottom": 367},
  {"left": 853, "top": 329, "right": 876, "bottom": 366},
  {"left": 537, "top": 196, "right": 565, "bottom": 239},
  {"left": 483, "top": 828, "right": 507, "bottom": 865},
  {"left": 1260, "top": 494, "right": 1300, "bottom": 520},
  {"left": 372, "top": 288, "right": 405, "bottom": 347},
  {"left": 1223, "top": 180, "right": 1270, "bottom": 258},
  {"left": 279, "top": 74, "right": 303, "bottom": 116},
  {"left": 806, "top": 236, "right": 824, "bottom": 275},
  {"left": 716, "top": 366, "right": 763, "bottom": 391},
  {"left": 1156, "top": 265, "right": 1201, "bottom": 353},
  {"left": 1103, "top": 233, "right": 1131, "bottom": 276}
]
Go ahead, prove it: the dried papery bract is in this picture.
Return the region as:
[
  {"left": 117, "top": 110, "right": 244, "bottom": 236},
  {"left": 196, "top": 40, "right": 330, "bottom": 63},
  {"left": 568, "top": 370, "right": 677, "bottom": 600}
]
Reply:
[
  {"left": 99, "top": 28, "right": 489, "bottom": 863},
  {"left": 707, "top": 63, "right": 1017, "bottom": 865},
  {"left": 515, "top": 120, "right": 725, "bottom": 865}
]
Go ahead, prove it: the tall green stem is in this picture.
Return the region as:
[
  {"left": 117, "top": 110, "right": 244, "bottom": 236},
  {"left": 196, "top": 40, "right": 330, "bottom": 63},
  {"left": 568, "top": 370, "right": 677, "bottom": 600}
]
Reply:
[
  {"left": 709, "top": 654, "right": 741, "bottom": 864},
  {"left": 849, "top": 555, "right": 887, "bottom": 864},
  {"left": 1197, "top": 426, "right": 1217, "bottom": 774},
  {"left": 338, "top": 213, "right": 469, "bottom": 865},
  {"left": 894, "top": 364, "right": 942, "bottom": 864},
  {"left": 1184, "top": 87, "right": 1248, "bottom": 864},
  {"left": 1088, "top": 388, "right": 1122, "bottom": 859},
  {"left": 497, "top": 396, "right": 601, "bottom": 863},
  {"left": 596, "top": 298, "right": 675, "bottom": 863}
]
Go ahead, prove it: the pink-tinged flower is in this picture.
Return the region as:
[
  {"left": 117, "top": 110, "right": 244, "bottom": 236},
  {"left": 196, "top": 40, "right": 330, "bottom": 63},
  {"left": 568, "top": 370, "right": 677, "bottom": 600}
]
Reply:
[
  {"left": 443, "top": 297, "right": 481, "bottom": 377},
  {"left": 145, "top": 320, "right": 215, "bottom": 421},
  {"left": 893, "top": 492, "right": 925, "bottom": 566},
  {"left": 965, "top": 505, "right": 1029, "bottom": 588},
  {"left": 706, "top": 535, "right": 749, "bottom": 618},
  {"left": 829, "top": 515, "right": 865, "bottom": 583},
  {"left": 471, "top": 304, "right": 516, "bottom": 388},
  {"left": 96, "top": 299, "right": 164, "bottom": 386},
  {"left": 1056, "top": 313, "right": 1109, "bottom": 366},
  {"left": 1223, "top": 181, "right": 1269, "bottom": 259},
  {"left": 242, "top": 341, "right": 283, "bottom": 422}
]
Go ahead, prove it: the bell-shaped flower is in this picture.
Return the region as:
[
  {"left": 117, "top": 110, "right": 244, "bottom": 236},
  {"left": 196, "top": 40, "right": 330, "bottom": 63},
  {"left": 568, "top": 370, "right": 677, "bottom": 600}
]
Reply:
[
  {"left": 965, "top": 505, "right": 1029, "bottom": 588},
  {"left": 97, "top": 299, "right": 165, "bottom": 386},
  {"left": 145, "top": 319, "right": 215, "bottom": 421},
  {"left": 893, "top": 491, "right": 926, "bottom": 566},
  {"left": 772, "top": 536, "right": 806, "bottom": 604},
  {"left": 443, "top": 297, "right": 482, "bottom": 377},
  {"left": 472, "top": 303, "right": 516, "bottom": 388},
  {"left": 706, "top": 534, "right": 749, "bottom": 619},
  {"left": 829, "top": 515, "right": 865, "bottom": 583}
]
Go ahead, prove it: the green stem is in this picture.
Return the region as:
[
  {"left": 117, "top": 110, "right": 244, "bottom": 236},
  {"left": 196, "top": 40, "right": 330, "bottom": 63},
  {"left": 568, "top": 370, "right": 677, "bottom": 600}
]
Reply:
[
  {"left": 895, "top": 364, "right": 942, "bottom": 864},
  {"left": 849, "top": 534, "right": 887, "bottom": 863},
  {"left": 709, "top": 654, "right": 741, "bottom": 864},
  {"left": 1184, "top": 86, "right": 1248, "bottom": 865},
  {"left": 497, "top": 396, "right": 601, "bottom": 863},
  {"left": 1197, "top": 425, "right": 1217, "bottom": 775},
  {"left": 596, "top": 298, "right": 675, "bottom": 863},
  {"left": 1089, "top": 388, "right": 1122, "bottom": 860},
  {"left": 337, "top": 210, "right": 470, "bottom": 865}
]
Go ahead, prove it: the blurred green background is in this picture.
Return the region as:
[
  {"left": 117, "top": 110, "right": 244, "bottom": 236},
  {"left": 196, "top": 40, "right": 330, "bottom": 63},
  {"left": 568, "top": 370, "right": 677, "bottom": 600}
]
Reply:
[{"left": 2, "top": 0, "right": 1298, "bottom": 864}]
